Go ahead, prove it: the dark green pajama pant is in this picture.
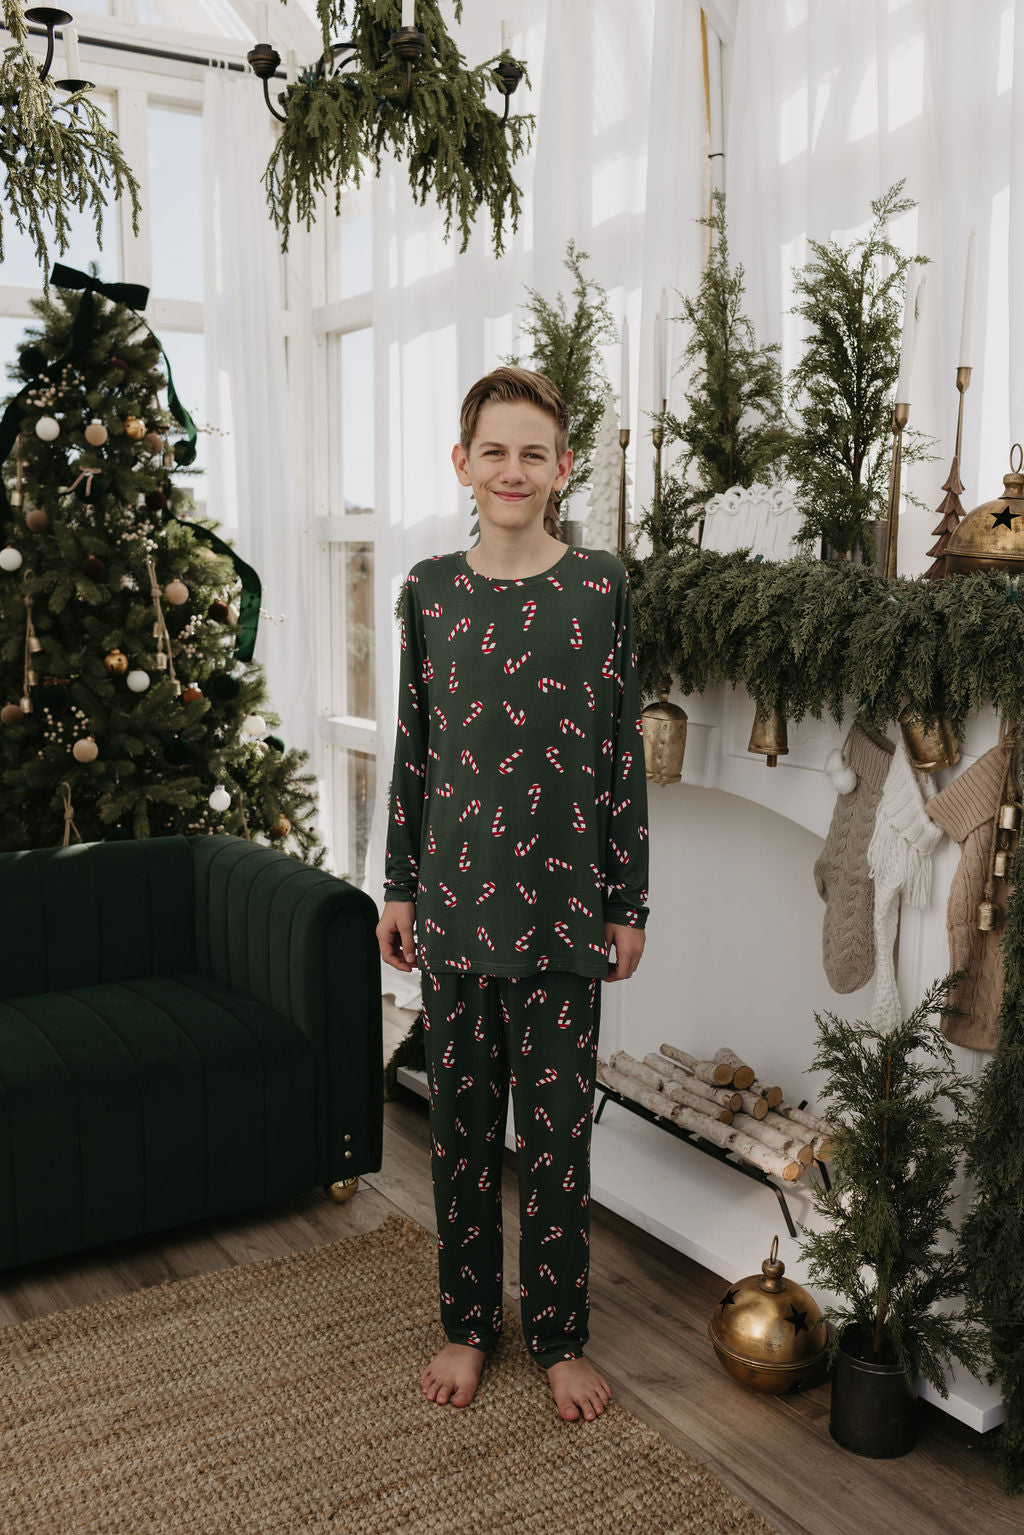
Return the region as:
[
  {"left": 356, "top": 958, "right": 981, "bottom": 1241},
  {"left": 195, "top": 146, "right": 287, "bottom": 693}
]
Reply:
[{"left": 421, "top": 968, "right": 602, "bottom": 1369}]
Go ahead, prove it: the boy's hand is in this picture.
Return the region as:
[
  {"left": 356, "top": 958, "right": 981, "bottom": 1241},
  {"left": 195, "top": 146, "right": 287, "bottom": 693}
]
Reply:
[
  {"left": 377, "top": 900, "right": 418, "bottom": 972},
  {"left": 603, "top": 923, "right": 645, "bottom": 981}
]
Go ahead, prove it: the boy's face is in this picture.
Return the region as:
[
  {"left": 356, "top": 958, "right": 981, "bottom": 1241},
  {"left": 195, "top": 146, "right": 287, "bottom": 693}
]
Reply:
[{"left": 452, "top": 400, "right": 573, "bottom": 535}]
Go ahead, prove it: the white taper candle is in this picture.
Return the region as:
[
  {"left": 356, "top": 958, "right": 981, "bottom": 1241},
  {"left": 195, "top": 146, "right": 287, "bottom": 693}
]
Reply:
[
  {"left": 402, "top": 0, "right": 415, "bottom": 29},
  {"left": 501, "top": 20, "right": 512, "bottom": 52},
  {"left": 62, "top": 25, "right": 81, "bottom": 81},
  {"left": 896, "top": 263, "right": 919, "bottom": 404},
  {"left": 620, "top": 316, "right": 631, "bottom": 426},
  {"left": 653, "top": 310, "right": 664, "bottom": 409},
  {"left": 958, "top": 227, "right": 976, "bottom": 369},
  {"left": 255, "top": 4, "right": 269, "bottom": 41}
]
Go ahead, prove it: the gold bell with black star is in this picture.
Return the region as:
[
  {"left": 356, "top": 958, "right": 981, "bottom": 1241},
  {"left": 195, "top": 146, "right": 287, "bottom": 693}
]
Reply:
[
  {"left": 708, "top": 1236, "right": 828, "bottom": 1393},
  {"left": 946, "top": 444, "right": 1024, "bottom": 574}
]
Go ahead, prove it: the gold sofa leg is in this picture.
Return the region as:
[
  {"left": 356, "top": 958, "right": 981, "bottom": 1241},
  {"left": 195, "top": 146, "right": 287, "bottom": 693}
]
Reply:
[{"left": 326, "top": 1178, "right": 359, "bottom": 1204}]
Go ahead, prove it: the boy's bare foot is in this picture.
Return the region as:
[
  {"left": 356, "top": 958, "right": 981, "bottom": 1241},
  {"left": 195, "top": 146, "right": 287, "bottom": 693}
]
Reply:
[
  {"left": 420, "top": 1342, "right": 485, "bottom": 1407},
  {"left": 545, "top": 1356, "right": 612, "bottom": 1422}
]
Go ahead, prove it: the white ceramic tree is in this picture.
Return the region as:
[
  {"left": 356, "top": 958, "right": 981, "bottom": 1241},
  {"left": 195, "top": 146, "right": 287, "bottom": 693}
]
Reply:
[{"left": 582, "top": 390, "right": 627, "bottom": 553}]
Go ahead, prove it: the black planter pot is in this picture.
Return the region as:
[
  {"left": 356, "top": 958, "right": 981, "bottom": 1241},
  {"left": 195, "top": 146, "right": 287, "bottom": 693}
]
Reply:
[{"left": 829, "top": 1328, "right": 918, "bottom": 1458}]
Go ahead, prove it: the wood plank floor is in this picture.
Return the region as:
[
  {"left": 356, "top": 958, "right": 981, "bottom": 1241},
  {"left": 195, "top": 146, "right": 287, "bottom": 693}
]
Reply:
[{"left": 0, "top": 1085, "right": 1014, "bottom": 1535}]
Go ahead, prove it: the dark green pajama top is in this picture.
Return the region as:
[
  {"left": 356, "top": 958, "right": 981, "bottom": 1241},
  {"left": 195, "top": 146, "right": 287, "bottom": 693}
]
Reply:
[{"left": 384, "top": 545, "right": 650, "bottom": 977}]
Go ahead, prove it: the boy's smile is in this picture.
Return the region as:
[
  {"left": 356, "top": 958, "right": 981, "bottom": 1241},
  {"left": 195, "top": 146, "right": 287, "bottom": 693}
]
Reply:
[{"left": 452, "top": 400, "right": 573, "bottom": 535}]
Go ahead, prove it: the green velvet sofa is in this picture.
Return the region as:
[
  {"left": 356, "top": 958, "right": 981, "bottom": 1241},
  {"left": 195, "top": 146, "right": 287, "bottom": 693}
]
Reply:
[{"left": 0, "top": 834, "right": 383, "bottom": 1272}]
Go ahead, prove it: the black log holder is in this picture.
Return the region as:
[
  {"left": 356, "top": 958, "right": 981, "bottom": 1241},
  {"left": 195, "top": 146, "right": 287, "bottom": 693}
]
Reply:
[{"left": 593, "top": 1082, "right": 831, "bottom": 1242}]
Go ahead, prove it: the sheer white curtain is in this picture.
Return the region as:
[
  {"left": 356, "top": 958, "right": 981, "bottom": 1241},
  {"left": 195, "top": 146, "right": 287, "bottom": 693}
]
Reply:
[
  {"left": 202, "top": 70, "right": 318, "bottom": 764},
  {"left": 725, "top": 0, "right": 1022, "bottom": 568},
  {"left": 363, "top": 0, "right": 709, "bottom": 1010}
]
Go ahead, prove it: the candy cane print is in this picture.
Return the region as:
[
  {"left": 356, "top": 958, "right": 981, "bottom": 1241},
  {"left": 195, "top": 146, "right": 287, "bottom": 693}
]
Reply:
[
  {"left": 460, "top": 1264, "right": 477, "bottom": 1282},
  {"left": 582, "top": 575, "right": 611, "bottom": 594},
  {"left": 456, "top": 1074, "right": 474, "bottom": 1096},
  {"left": 621, "top": 749, "right": 632, "bottom": 776},
  {"left": 433, "top": 704, "right": 449, "bottom": 730},
  {"left": 447, "top": 615, "right": 470, "bottom": 643},
  {"left": 609, "top": 837, "right": 628, "bottom": 862},
  {"left": 452, "top": 955, "right": 471, "bottom": 969},
  {"left": 539, "top": 1262, "right": 558, "bottom": 1283},
  {"left": 476, "top": 926, "right": 495, "bottom": 950},
  {"left": 563, "top": 1312, "right": 577, "bottom": 1333},
  {"left": 534, "top": 1105, "right": 554, "bottom": 1132},
  {"left": 527, "top": 783, "right": 542, "bottom": 813},
  {"left": 536, "top": 954, "right": 550, "bottom": 971},
  {"left": 393, "top": 796, "right": 405, "bottom": 826},
  {"left": 536, "top": 1066, "right": 558, "bottom": 1085},
  {"left": 427, "top": 747, "right": 441, "bottom": 764},
  {"left": 504, "top": 651, "right": 532, "bottom": 675},
  {"left": 460, "top": 748, "right": 479, "bottom": 773},
  {"left": 612, "top": 798, "right": 632, "bottom": 817},
  {"left": 461, "top": 1225, "right": 481, "bottom": 1247},
  {"left": 534, "top": 1305, "right": 557, "bottom": 1321},
  {"left": 491, "top": 805, "right": 506, "bottom": 835},
  {"left": 458, "top": 840, "right": 471, "bottom": 869},
  {"left": 404, "top": 759, "right": 426, "bottom": 777},
  {"left": 538, "top": 676, "right": 566, "bottom": 694},
  {"left": 583, "top": 681, "right": 597, "bottom": 712},
  {"left": 516, "top": 882, "right": 538, "bottom": 904},
  {"left": 524, "top": 987, "right": 547, "bottom": 1008},
  {"left": 553, "top": 921, "right": 573, "bottom": 945},
  {"left": 570, "top": 1114, "right": 590, "bottom": 1139},
  {"left": 526, "top": 1189, "right": 539, "bottom": 1215},
  {"left": 575, "top": 1270, "right": 588, "bottom": 1289},
  {"left": 441, "top": 1040, "right": 456, "bottom": 1068},
  {"left": 578, "top": 1023, "right": 595, "bottom": 1049},
  {"left": 544, "top": 856, "right": 572, "bottom": 872},
  {"left": 477, "top": 1168, "right": 490, "bottom": 1191},
  {"left": 520, "top": 1024, "right": 532, "bottom": 1056},
  {"left": 458, "top": 799, "right": 481, "bottom": 823},
  {"left": 601, "top": 649, "right": 615, "bottom": 679},
  {"left": 423, "top": 602, "right": 443, "bottom": 618},
  {"left": 461, "top": 1304, "right": 482, "bottom": 1321},
  {"left": 587, "top": 941, "right": 607, "bottom": 958},
  {"left": 485, "top": 1111, "right": 503, "bottom": 1141},
  {"left": 455, "top": 570, "right": 473, "bottom": 593},
  {"left": 571, "top": 802, "right": 586, "bottom": 832},
  {"left": 576, "top": 1072, "right": 590, "bottom": 1093},
  {"left": 503, "top": 701, "right": 526, "bottom": 726},
  {"left": 541, "top": 1225, "right": 563, "bottom": 1244},
  {"left": 562, "top": 1165, "right": 576, "bottom": 1191},
  {"left": 447, "top": 1197, "right": 457, "bottom": 1223},
  {"left": 546, "top": 572, "right": 563, "bottom": 589},
  {"left": 463, "top": 699, "right": 484, "bottom": 726},
  {"left": 439, "top": 881, "right": 457, "bottom": 907},
  {"left": 397, "top": 718, "right": 409, "bottom": 738},
  {"left": 531, "top": 1151, "right": 553, "bottom": 1171},
  {"left": 424, "top": 917, "right": 446, "bottom": 935},
  {"left": 601, "top": 737, "right": 614, "bottom": 757},
  {"left": 559, "top": 716, "right": 585, "bottom": 738},
  {"left": 434, "top": 783, "right": 454, "bottom": 798},
  {"left": 514, "top": 832, "right": 539, "bottom": 856},
  {"left": 545, "top": 746, "right": 564, "bottom": 773},
  {"left": 422, "top": 657, "right": 434, "bottom": 681},
  {"left": 589, "top": 862, "right": 603, "bottom": 886},
  {"left": 455, "top": 1156, "right": 468, "bottom": 1176},
  {"left": 568, "top": 896, "right": 593, "bottom": 918},
  {"left": 514, "top": 927, "right": 536, "bottom": 952},
  {"left": 445, "top": 999, "right": 465, "bottom": 1023},
  {"left": 556, "top": 1000, "right": 572, "bottom": 1030},
  {"left": 473, "top": 1015, "right": 485, "bottom": 1042},
  {"left": 406, "top": 681, "right": 421, "bottom": 711},
  {"left": 521, "top": 600, "right": 537, "bottom": 630},
  {"left": 595, "top": 789, "right": 611, "bottom": 806},
  {"left": 475, "top": 881, "right": 496, "bottom": 904},
  {"left": 570, "top": 617, "right": 583, "bottom": 649},
  {"left": 498, "top": 748, "right": 523, "bottom": 774},
  {"left": 481, "top": 622, "right": 496, "bottom": 653},
  {"left": 432, "top": 1133, "right": 446, "bottom": 1159}
]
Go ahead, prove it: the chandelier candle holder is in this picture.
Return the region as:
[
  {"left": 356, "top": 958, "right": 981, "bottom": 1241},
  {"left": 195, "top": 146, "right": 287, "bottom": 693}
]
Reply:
[
  {"left": 882, "top": 401, "right": 910, "bottom": 579},
  {"left": 252, "top": 1, "right": 531, "bottom": 258}
]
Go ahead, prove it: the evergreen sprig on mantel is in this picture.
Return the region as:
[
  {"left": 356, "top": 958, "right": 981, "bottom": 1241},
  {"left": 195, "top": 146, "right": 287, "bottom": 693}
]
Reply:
[
  {"left": 627, "top": 546, "right": 1024, "bottom": 733},
  {"left": 0, "top": 0, "right": 142, "bottom": 271},
  {"left": 265, "top": 1, "right": 532, "bottom": 256}
]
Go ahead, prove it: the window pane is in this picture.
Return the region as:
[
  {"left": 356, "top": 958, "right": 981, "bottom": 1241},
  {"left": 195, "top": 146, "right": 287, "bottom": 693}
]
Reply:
[
  {"left": 0, "top": 317, "right": 31, "bottom": 397},
  {"left": 0, "top": 95, "right": 119, "bottom": 289},
  {"left": 160, "top": 330, "right": 207, "bottom": 514},
  {"left": 327, "top": 185, "right": 372, "bottom": 301},
  {"left": 344, "top": 541, "right": 375, "bottom": 720},
  {"left": 331, "top": 747, "right": 375, "bottom": 884},
  {"left": 342, "top": 328, "right": 374, "bottom": 510},
  {"left": 148, "top": 107, "right": 203, "bottom": 302},
  {"left": 139, "top": 1, "right": 248, "bottom": 31},
  {"left": 67, "top": 0, "right": 109, "bottom": 12}
]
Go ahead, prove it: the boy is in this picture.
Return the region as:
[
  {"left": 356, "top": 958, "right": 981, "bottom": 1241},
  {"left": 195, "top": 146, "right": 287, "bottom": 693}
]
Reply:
[{"left": 377, "top": 366, "right": 649, "bottom": 1424}]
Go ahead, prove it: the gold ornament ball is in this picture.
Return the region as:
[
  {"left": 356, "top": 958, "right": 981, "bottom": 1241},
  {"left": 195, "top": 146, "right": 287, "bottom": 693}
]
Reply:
[
  {"left": 946, "top": 448, "right": 1024, "bottom": 574},
  {"left": 123, "top": 415, "right": 146, "bottom": 441},
  {"left": 268, "top": 813, "right": 292, "bottom": 840},
  {"left": 164, "top": 579, "right": 189, "bottom": 606},
  {"left": 104, "top": 649, "right": 129, "bottom": 675},
  {"left": 25, "top": 507, "right": 49, "bottom": 532},
  {"left": 708, "top": 1237, "right": 827, "bottom": 1394},
  {"left": 1, "top": 702, "right": 24, "bottom": 726},
  {"left": 181, "top": 684, "right": 203, "bottom": 704},
  {"left": 84, "top": 418, "right": 109, "bottom": 447},
  {"left": 143, "top": 430, "right": 164, "bottom": 454},
  {"left": 72, "top": 736, "right": 99, "bottom": 763}
]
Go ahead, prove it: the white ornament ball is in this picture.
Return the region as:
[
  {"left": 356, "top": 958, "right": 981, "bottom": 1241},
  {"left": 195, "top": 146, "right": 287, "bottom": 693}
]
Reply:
[
  {"left": 126, "top": 669, "right": 151, "bottom": 693},
  {"left": 35, "top": 415, "right": 60, "bottom": 442},
  {"left": 164, "top": 579, "right": 189, "bottom": 606},
  {"left": 825, "top": 750, "right": 845, "bottom": 775},
  {"left": 72, "top": 736, "right": 99, "bottom": 763},
  {"left": 209, "top": 784, "right": 231, "bottom": 812},
  {"left": 243, "top": 714, "right": 267, "bottom": 737},
  {"left": 84, "top": 418, "right": 109, "bottom": 447},
  {"left": 832, "top": 765, "right": 858, "bottom": 795},
  {"left": 0, "top": 546, "right": 23, "bottom": 572}
]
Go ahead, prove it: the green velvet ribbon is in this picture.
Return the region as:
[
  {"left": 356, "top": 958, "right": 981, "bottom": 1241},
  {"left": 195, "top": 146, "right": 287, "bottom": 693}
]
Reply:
[{"left": 166, "top": 516, "right": 263, "bottom": 664}]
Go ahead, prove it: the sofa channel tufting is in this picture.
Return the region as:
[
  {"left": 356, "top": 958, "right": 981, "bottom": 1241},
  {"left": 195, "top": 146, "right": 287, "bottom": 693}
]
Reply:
[{"left": 0, "top": 834, "right": 383, "bottom": 1272}]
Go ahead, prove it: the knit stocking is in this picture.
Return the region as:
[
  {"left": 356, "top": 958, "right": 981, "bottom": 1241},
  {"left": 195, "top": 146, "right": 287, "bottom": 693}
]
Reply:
[
  {"left": 867, "top": 735, "right": 943, "bottom": 1031},
  {"left": 926, "top": 746, "right": 1012, "bottom": 1051},
  {"left": 814, "top": 727, "right": 894, "bottom": 993}
]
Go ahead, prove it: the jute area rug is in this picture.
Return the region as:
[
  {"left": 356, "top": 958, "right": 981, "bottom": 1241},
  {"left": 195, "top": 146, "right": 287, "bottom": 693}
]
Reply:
[{"left": 1, "top": 1214, "right": 778, "bottom": 1535}]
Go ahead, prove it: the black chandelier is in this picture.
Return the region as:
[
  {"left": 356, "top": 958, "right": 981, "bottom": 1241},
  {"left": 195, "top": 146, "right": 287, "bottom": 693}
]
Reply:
[{"left": 23, "top": 7, "right": 93, "bottom": 91}]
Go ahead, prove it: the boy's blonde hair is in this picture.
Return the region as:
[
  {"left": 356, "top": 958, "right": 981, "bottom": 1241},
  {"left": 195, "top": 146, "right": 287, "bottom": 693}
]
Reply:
[{"left": 459, "top": 366, "right": 570, "bottom": 456}]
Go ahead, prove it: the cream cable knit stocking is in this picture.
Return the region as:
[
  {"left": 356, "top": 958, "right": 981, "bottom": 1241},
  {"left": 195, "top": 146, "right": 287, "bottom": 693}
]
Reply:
[{"left": 867, "top": 735, "right": 943, "bottom": 1030}]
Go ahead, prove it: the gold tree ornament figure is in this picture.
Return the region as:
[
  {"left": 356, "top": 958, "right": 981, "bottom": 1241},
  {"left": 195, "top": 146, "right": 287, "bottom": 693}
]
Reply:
[{"left": 925, "top": 456, "right": 966, "bottom": 580}]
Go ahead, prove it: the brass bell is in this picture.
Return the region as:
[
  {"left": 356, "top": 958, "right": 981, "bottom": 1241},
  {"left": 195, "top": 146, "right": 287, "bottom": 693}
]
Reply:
[
  {"left": 642, "top": 679, "right": 687, "bottom": 785},
  {"left": 947, "top": 445, "right": 1024, "bottom": 574},
  {"left": 999, "top": 802, "right": 1021, "bottom": 831},
  {"left": 748, "top": 706, "right": 788, "bottom": 767},
  {"left": 994, "top": 847, "right": 1014, "bottom": 879},
  {"left": 978, "top": 899, "right": 1002, "bottom": 932},
  {"left": 708, "top": 1236, "right": 827, "bottom": 1394},
  {"left": 898, "top": 705, "right": 960, "bottom": 773}
]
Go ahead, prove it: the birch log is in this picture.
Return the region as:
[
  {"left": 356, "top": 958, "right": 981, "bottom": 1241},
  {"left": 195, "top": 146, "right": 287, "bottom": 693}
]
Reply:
[
  {"left": 777, "top": 1102, "right": 836, "bottom": 1136},
  {"left": 713, "top": 1047, "right": 755, "bottom": 1090},
  {"left": 597, "top": 1062, "right": 802, "bottom": 1181},
  {"left": 644, "top": 1053, "right": 742, "bottom": 1112},
  {"left": 611, "top": 1052, "right": 732, "bottom": 1123},
  {"left": 732, "top": 1113, "right": 813, "bottom": 1164},
  {"left": 659, "top": 1042, "right": 733, "bottom": 1086},
  {"left": 751, "top": 1079, "right": 784, "bottom": 1108},
  {"left": 736, "top": 1090, "right": 768, "bottom": 1121}
]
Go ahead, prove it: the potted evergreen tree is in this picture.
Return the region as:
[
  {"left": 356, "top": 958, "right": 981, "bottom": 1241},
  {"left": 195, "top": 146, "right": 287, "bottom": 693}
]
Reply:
[{"left": 799, "top": 976, "right": 985, "bottom": 1458}]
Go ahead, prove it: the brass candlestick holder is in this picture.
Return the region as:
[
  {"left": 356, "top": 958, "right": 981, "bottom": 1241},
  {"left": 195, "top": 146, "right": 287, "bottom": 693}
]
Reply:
[
  {"left": 882, "top": 402, "right": 910, "bottom": 579},
  {"left": 651, "top": 398, "right": 666, "bottom": 526},
  {"left": 617, "top": 426, "right": 631, "bottom": 557},
  {"left": 955, "top": 365, "right": 971, "bottom": 463}
]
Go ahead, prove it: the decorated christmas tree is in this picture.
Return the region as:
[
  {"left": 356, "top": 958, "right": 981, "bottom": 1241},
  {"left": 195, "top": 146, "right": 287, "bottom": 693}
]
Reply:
[{"left": 0, "top": 270, "right": 322, "bottom": 860}]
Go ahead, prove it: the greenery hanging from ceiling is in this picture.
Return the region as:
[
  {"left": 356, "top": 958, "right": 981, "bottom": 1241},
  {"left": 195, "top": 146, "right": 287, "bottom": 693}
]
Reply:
[
  {"left": 266, "top": 1, "right": 532, "bottom": 256},
  {"left": 0, "top": 1, "right": 141, "bottom": 271},
  {"left": 626, "top": 545, "right": 1024, "bottom": 733}
]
